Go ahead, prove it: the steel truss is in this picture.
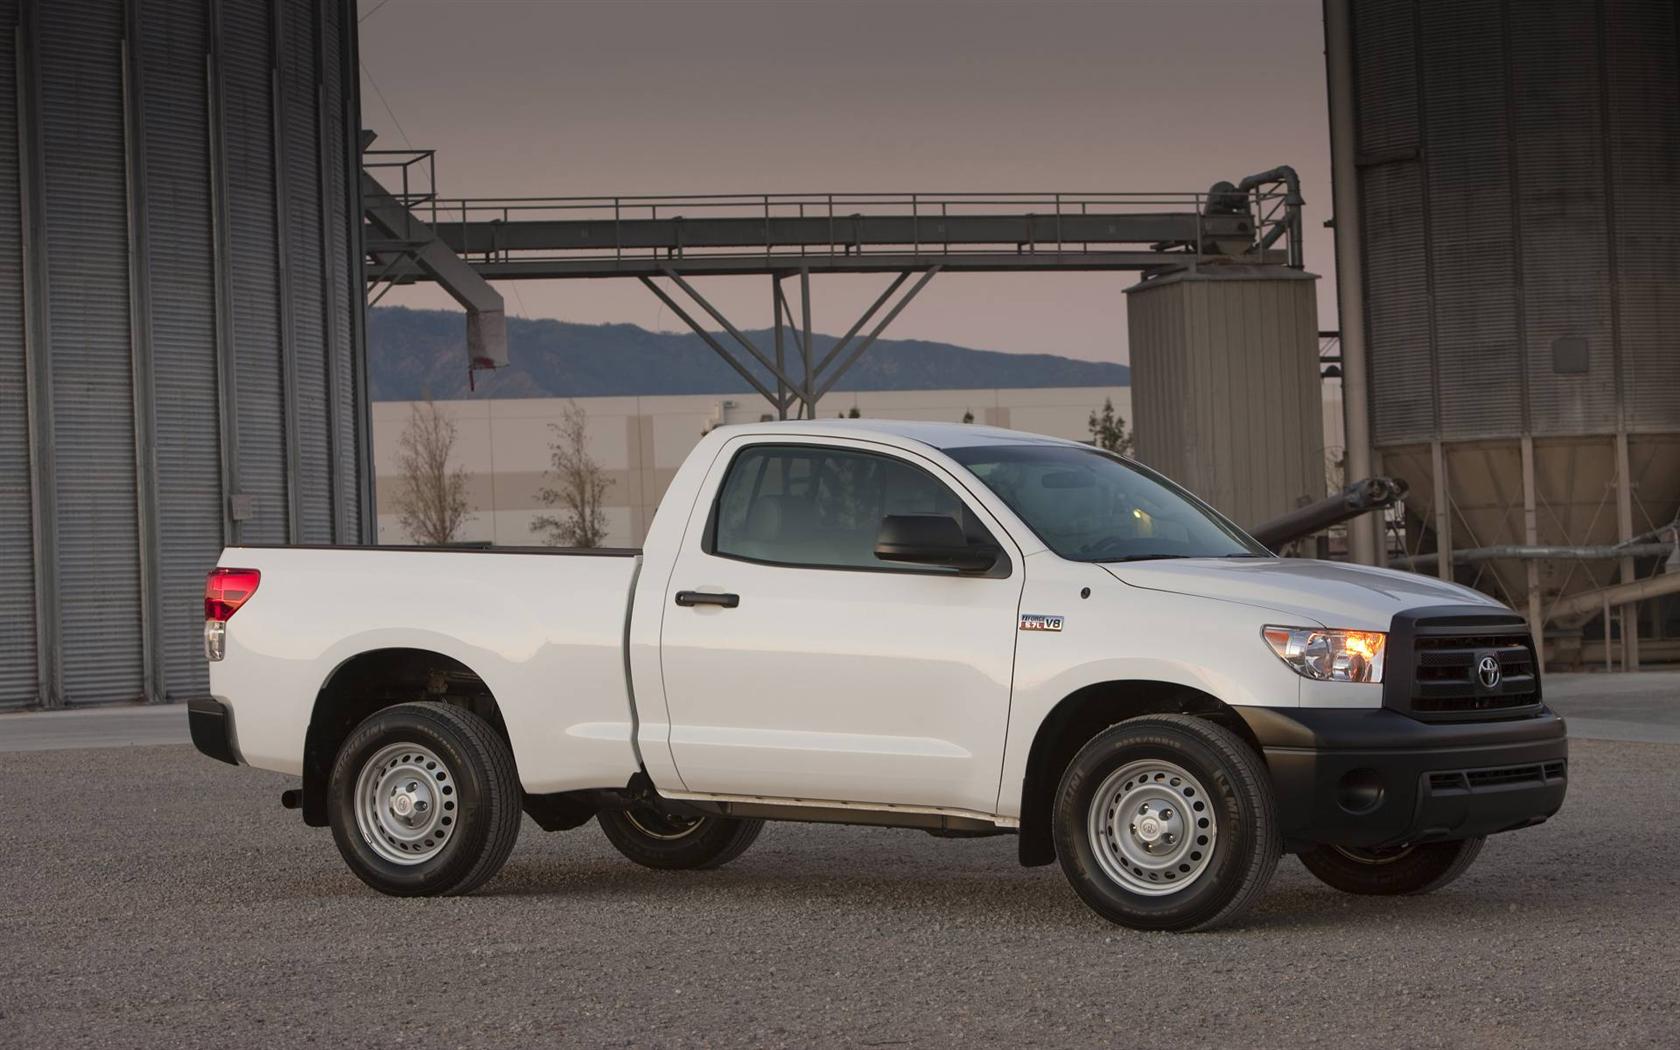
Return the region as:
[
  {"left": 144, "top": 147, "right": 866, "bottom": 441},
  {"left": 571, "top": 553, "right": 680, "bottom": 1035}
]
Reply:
[{"left": 638, "top": 266, "right": 940, "bottom": 419}]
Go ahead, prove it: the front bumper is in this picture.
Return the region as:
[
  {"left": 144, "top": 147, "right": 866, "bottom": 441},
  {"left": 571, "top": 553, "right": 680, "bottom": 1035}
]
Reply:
[
  {"left": 187, "top": 698, "right": 241, "bottom": 765},
  {"left": 1238, "top": 706, "right": 1568, "bottom": 851}
]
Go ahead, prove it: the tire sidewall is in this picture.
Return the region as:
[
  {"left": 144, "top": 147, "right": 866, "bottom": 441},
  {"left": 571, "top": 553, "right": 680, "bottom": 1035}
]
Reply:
[
  {"left": 328, "top": 706, "right": 497, "bottom": 896},
  {"left": 1054, "top": 722, "right": 1262, "bottom": 930}
]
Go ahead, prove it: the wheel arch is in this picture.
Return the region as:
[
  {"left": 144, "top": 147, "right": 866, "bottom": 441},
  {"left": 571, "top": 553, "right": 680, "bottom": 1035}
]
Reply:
[
  {"left": 1015, "top": 680, "right": 1262, "bottom": 867},
  {"left": 300, "top": 647, "right": 513, "bottom": 827}
]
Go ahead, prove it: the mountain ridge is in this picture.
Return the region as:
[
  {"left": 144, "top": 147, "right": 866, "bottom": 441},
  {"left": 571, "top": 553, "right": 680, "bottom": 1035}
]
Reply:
[{"left": 368, "top": 306, "right": 1129, "bottom": 401}]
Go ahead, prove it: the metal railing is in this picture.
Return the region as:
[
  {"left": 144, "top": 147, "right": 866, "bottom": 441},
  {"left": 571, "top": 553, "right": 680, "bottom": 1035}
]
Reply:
[
  {"left": 374, "top": 186, "right": 1298, "bottom": 270},
  {"left": 363, "top": 148, "right": 437, "bottom": 208}
]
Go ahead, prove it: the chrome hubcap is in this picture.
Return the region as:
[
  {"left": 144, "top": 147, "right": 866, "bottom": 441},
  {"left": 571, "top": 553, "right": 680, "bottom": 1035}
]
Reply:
[
  {"left": 1088, "top": 759, "right": 1217, "bottom": 896},
  {"left": 355, "top": 743, "right": 457, "bottom": 865}
]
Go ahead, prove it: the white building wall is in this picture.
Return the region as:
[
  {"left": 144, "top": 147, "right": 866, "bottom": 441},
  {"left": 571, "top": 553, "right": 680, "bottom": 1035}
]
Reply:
[{"left": 372, "top": 386, "right": 1133, "bottom": 548}]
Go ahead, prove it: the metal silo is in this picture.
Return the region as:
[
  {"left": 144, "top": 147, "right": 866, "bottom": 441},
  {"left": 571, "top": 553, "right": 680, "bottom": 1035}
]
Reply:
[
  {"left": 0, "top": 0, "right": 368, "bottom": 708},
  {"left": 1327, "top": 0, "right": 1680, "bottom": 668}
]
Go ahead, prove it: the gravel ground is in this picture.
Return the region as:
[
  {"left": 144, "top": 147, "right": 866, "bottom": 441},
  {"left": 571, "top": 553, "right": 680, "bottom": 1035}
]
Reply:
[{"left": 2, "top": 739, "right": 1677, "bottom": 1049}]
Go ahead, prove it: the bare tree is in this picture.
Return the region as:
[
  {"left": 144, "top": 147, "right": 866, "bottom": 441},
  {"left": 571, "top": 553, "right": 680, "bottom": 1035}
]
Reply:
[
  {"left": 1087, "top": 397, "right": 1135, "bottom": 456},
  {"left": 393, "top": 398, "right": 472, "bottom": 546},
  {"left": 532, "top": 401, "right": 613, "bottom": 548}
]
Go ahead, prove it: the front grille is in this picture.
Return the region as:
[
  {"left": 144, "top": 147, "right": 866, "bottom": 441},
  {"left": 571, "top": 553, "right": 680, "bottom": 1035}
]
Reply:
[{"left": 1385, "top": 609, "right": 1544, "bottom": 723}]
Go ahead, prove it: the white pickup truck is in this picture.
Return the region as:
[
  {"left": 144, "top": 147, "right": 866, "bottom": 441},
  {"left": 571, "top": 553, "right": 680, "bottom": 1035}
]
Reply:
[{"left": 192, "top": 420, "right": 1567, "bottom": 931}]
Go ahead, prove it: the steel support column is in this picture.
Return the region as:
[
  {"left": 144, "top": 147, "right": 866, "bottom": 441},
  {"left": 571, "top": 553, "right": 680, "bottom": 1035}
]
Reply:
[
  {"left": 799, "top": 267, "right": 813, "bottom": 419},
  {"left": 269, "top": 1, "right": 302, "bottom": 542},
  {"left": 771, "top": 277, "right": 786, "bottom": 420},
  {"left": 1614, "top": 431, "right": 1638, "bottom": 669},
  {"left": 1324, "top": 0, "right": 1376, "bottom": 564},
  {"left": 774, "top": 276, "right": 806, "bottom": 379},
  {"left": 15, "top": 5, "right": 62, "bottom": 707},
  {"left": 206, "top": 4, "right": 240, "bottom": 543},
  {"left": 314, "top": 0, "right": 347, "bottom": 542},
  {"left": 120, "top": 9, "right": 163, "bottom": 704},
  {"left": 1431, "top": 440, "right": 1452, "bottom": 581},
  {"left": 342, "top": 3, "right": 374, "bottom": 542},
  {"left": 1520, "top": 436, "right": 1542, "bottom": 646}
]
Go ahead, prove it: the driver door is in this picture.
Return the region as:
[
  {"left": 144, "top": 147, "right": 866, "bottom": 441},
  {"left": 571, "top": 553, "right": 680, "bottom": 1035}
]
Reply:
[{"left": 657, "top": 437, "right": 1025, "bottom": 814}]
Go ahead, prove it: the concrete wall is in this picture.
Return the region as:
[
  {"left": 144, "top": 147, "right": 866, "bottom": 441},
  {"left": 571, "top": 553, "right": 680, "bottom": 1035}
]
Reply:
[{"left": 372, "top": 386, "right": 1132, "bottom": 548}]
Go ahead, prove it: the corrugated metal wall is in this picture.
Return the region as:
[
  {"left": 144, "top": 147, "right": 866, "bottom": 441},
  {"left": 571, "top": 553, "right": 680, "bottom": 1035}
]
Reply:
[
  {"left": 1126, "top": 268, "right": 1325, "bottom": 529},
  {"left": 0, "top": 0, "right": 37, "bottom": 708},
  {"left": 143, "top": 0, "right": 235, "bottom": 704},
  {"left": 1604, "top": 0, "right": 1680, "bottom": 430},
  {"left": 0, "top": 0, "right": 367, "bottom": 708},
  {"left": 39, "top": 0, "right": 145, "bottom": 704},
  {"left": 1351, "top": 0, "right": 1680, "bottom": 445}
]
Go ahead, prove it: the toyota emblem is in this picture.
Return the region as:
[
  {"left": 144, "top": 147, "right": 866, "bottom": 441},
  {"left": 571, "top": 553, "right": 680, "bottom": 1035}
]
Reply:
[{"left": 1476, "top": 654, "right": 1502, "bottom": 690}]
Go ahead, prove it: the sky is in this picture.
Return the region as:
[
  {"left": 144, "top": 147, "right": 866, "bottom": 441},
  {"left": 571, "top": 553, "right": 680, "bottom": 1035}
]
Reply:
[{"left": 357, "top": 0, "right": 1335, "bottom": 364}]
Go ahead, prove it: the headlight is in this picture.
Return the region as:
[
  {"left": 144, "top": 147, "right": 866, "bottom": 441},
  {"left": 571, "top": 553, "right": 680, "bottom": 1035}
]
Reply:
[{"left": 1263, "top": 626, "right": 1386, "bottom": 683}]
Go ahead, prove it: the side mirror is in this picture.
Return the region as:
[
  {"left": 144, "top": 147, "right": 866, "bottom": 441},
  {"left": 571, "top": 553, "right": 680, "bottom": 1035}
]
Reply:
[{"left": 873, "top": 514, "right": 997, "bottom": 573}]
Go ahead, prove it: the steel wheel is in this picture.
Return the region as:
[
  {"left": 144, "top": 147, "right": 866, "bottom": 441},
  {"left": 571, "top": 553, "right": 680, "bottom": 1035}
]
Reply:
[
  {"left": 1300, "top": 837, "right": 1485, "bottom": 896},
  {"left": 354, "top": 742, "right": 458, "bottom": 865},
  {"left": 1086, "top": 758, "right": 1218, "bottom": 896},
  {"left": 620, "top": 802, "right": 704, "bottom": 841},
  {"left": 1330, "top": 844, "right": 1415, "bottom": 865}
]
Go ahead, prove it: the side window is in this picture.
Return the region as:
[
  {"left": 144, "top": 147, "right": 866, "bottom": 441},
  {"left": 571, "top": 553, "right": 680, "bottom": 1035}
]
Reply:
[{"left": 713, "top": 444, "right": 989, "bottom": 570}]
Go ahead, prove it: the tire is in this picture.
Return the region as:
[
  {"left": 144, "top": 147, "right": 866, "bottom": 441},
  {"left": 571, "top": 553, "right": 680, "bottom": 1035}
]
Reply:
[
  {"left": 1298, "top": 837, "right": 1484, "bottom": 896},
  {"left": 328, "top": 702, "right": 522, "bottom": 897},
  {"left": 598, "top": 800, "right": 764, "bottom": 871},
  {"left": 1052, "top": 714, "right": 1280, "bottom": 932}
]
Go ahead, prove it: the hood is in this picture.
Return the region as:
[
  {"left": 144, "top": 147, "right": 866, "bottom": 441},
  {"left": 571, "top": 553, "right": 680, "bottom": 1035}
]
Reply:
[{"left": 1102, "top": 557, "right": 1506, "bottom": 630}]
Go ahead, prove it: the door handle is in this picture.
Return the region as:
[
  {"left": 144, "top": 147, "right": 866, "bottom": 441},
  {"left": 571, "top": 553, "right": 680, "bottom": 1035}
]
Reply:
[{"left": 674, "top": 590, "right": 740, "bottom": 609}]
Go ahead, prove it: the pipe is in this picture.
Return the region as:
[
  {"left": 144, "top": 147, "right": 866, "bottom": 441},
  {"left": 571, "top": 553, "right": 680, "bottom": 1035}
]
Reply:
[
  {"left": 1546, "top": 570, "right": 1680, "bottom": 623},
  {"left": 1324, "top": 0, "right": 1377, "bottom": 565},
  {"left": 1209, "top": 166, "right": 1306, "bottom": 269},
  {"left": 1249, "top": 476, "right": 1409, "bottom": 552},
  {"left": 1388, "top": 543, "right": 1677, "bottom": 571},
  {"left": 1617, "top": 520, "right": 1680, "bottom": 550},
  {"left": 1233, "top": 164, "right": 1303, "bottom": 204}
]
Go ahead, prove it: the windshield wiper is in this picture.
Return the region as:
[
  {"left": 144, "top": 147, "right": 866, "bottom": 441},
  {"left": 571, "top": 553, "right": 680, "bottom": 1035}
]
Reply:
[{"left": 1100, "top": 554, "right": 1191, "bottom": 563}]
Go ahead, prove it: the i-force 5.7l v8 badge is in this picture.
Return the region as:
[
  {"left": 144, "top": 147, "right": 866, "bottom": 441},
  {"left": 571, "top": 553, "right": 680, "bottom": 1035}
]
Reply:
[{"left": 1019, "top": 613, "right": 1064, "bottom": 632}]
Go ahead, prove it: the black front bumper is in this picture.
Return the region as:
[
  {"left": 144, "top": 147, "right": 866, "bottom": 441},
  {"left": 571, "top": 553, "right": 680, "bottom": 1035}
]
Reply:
[
  {"left": 1238, "top": 706, "right": 1568, "bottom": 851},
  {"left": 187, "top": 698, "right": 241, "bottom": 765}
]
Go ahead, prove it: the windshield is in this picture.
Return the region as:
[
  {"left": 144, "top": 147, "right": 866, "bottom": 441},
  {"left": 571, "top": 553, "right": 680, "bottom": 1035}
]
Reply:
[{"left": 945, "top": 444, "right": 1269, "bottom": 562}]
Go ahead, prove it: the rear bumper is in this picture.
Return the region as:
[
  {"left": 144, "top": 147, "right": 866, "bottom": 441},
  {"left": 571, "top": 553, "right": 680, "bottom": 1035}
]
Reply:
[
  {"left": 1238, "top": 706, "right": 1568, "bottom": 851},
  {"left": 187, "top": 698, "right": 241, "bottom": 766}
]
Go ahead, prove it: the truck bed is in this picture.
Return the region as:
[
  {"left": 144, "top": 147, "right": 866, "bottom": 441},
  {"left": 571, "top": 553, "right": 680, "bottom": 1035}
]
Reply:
[{"left": 209, "top": 544, "right": 644, "bottom": 793}]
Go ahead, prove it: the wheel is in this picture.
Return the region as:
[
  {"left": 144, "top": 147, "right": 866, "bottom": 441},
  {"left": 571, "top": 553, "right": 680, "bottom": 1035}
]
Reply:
[
  {"left": 598, "top": 800, "right": 764, "bottom": 871},
  {"left": 1052, "top": 714, "right": 1280, "bottom": 932},
  {"left": 328, "top": 702, "right": 522, "bottom": 897},
  {"left": 1298, "top": 838, "right": 1484, "bottom": 896}
]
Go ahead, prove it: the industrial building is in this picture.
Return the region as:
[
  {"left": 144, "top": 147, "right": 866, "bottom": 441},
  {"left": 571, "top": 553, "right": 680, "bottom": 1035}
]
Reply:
[
  {"left": 0, "top": 0, "right": 366, "bottom": 709},
  {"left": 2, "top": 0, "right": 1677, "bottom": 709},
  {"left": 1327, "top": 0, "right": 1680, "bottom": 667}
]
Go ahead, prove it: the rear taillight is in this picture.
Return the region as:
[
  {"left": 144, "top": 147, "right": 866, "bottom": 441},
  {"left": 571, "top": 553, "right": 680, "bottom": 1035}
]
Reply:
[{"left": 205, "top": 568, "right": 260, "bottom": 661}]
